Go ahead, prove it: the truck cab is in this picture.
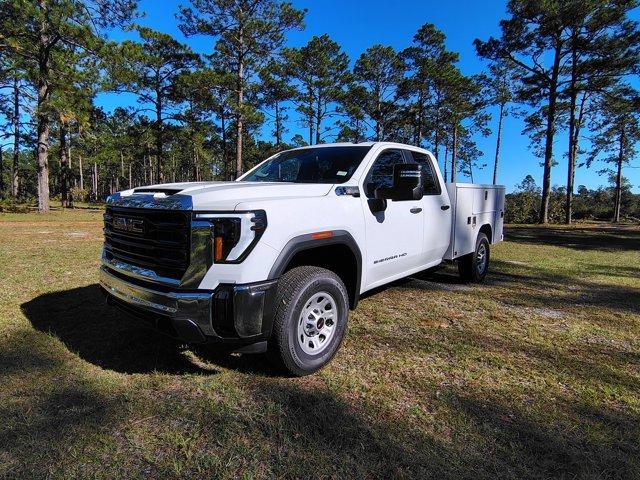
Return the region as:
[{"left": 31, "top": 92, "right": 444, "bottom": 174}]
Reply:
[{"left": 100, "top": 142, "right": 504, "bottom": 375}]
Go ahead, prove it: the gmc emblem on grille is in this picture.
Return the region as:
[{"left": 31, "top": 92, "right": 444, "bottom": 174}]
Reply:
[{"left": 113, "top": 216, "right": 144, "bottom": 233}]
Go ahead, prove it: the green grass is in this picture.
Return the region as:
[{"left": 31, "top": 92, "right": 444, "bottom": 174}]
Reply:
[{"left": 0, "top": 210, "right": 639, "bottom": 479}]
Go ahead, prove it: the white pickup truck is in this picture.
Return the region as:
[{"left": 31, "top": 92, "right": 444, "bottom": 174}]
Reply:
[{"left": 100, "top": 142, "right": 505, "bottom": 375}]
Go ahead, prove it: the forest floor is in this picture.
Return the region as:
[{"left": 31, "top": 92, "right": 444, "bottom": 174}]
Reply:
[{"left": 1, "top": 208, "right": 639, "bottom": 479}]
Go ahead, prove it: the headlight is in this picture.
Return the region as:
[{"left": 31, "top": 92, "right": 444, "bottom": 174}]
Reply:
[{"left": 195, "top": 210, "right": 267, "bottom": 263}]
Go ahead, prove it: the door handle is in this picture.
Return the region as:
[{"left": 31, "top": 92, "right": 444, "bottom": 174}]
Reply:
[
  {"left": 440, "top": 205, "right": 450, "bottom": 211},
  {"left": 410, "top": 207, "right": 422, "bottom": 214}
]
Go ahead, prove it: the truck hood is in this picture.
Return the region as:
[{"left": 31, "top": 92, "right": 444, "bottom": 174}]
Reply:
[{"left": 110, "top": 181, "right": 334, "bottom": 210}]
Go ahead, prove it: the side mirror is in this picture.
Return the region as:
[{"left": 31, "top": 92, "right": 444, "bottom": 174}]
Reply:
[
  {"left": 367, "top": 197, "right": 387, "bottom": 213},
  {"left": 376, "top": 163, "right": 424, "bottom": 201}
]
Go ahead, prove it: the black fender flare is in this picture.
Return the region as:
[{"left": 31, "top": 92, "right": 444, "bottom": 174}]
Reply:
[{"left": 267, "top": 230, "right": 362, "bottom": 309}]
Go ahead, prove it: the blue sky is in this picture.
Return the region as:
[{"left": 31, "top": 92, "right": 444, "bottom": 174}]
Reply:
[{"left": 97, "top": 0, "right": 640, "bottom": 193}]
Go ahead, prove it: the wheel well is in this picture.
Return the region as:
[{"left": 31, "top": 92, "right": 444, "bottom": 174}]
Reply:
[
  {"left": 479, "top": 224, "right": 493, "bottom": 243},
  {"left": 282, "top": 244, "right": 359, "bottom": 309}
]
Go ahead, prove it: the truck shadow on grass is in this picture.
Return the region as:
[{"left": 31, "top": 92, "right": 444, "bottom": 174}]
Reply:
[{"left": 20, "top": 284, "right": 278, "bottom": 376}]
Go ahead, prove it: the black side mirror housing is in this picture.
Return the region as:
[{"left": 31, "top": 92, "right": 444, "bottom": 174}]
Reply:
[
  {"left": 368, "top": 197, "right": 387, "bottom": 213},
  {"left": 376, "top": 163, "right": 424, "bottom": 201}
]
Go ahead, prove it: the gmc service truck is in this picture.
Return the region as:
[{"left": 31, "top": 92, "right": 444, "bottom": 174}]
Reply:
[{"left": 100, "top": 142, "right": 505, "bottom": 375}]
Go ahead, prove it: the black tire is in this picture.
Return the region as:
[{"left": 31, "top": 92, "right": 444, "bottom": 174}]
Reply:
[
  {"left": 267, "top": 266, "right": 349, "bottom": 376},
  {"left": 458, "top": 232, "right": 490, "bottom": 283}
]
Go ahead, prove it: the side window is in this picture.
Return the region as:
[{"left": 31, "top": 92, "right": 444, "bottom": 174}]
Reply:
[
  {"left": 407, "top": 151, "right": 441, "bottom": 195},
  {"left": 364, "top": 149, "right": 405, "bottom": 198}
]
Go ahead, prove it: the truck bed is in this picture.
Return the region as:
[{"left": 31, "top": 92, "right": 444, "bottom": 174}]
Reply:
[{"left": 444, "top": 183, "right": 505, "bottom": 260}]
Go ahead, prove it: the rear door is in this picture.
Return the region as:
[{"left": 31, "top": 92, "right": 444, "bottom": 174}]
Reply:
[
  {"left": 359, "top": 148, "right": 424, "bottom": 289},
  {"left": 403, "top": 150, "right": 451, "bottom": 264}
]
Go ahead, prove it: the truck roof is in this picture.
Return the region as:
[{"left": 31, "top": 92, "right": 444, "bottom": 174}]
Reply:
[{"left": 290, "top": 141, "right": 433, "bottom": 154}]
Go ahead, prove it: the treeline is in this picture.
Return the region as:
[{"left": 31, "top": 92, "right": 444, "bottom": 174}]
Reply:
[
  {"left": 506, "top": 175, "right": 640, "bottom": 223},
  {"left": 0, "top": 0, "right": 639, "bottom": 223}
]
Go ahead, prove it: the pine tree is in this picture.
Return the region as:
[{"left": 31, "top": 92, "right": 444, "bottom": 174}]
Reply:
[
  {"left": 444, "top": 71, "right": 489, "bottom": 183},
  {"left": 0, "top": 55, "right": 29, "bottom": 200},
  {"left": 476, "top": 0, "right": 640, "bottom": 223},
  {"left": 560, "top": 0, "right": 640, "bottom": 223},
  {"left": 353, "top": 45, "right": 404, "bottom": 141},
  {"left": 178, "top": 0, "right": 305, "bottom": 178},
  {"left": 283, "top": 35, "right": 351, "bottom": 145},
  {"left": 0, "top": 0, "right": 138, "bottom": 212},
  {"left": 400, "top": 23, "right": 459, "bottom": 163},
  {"left": 587, "top": 85, "right": 640, "bottom": 222},
  {"left": 478, "top": 61, "right": 520, "bottom": 184},
  {"left": 475, "top": 0, "right": 570, "bottom": 223},
  {"left": 336, "top": 84, "right": 368, "bottom": 143},
  {"left": 259, "top": 60, "right": 296, "bottom": 146},
  {"left": 110, "top": 27, "right": 199, "bottom": 183}
]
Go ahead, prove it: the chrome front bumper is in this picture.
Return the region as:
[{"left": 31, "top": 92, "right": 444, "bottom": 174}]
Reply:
[
  {"left": 99, "top": 266, "right": 278, "bottom": 345},
  {"left": 100, "top": 266, "right": 213, "bottom": 343}
]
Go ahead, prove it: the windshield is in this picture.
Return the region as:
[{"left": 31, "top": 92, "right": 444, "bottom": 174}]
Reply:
[{"left": 241, "top": 146, "right": 372, "bottom": 184}]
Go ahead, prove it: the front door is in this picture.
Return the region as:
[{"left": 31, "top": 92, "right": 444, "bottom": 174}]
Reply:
[
  {"left": 404, "top": 150, "right": 452, "bottom": 263},
  {"left": 360, "top": 148, "right": 424, "bottom": 289}
]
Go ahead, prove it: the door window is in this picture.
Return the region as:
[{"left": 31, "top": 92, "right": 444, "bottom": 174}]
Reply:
[
  {"left": 406, "top": 151, "right": 441, "bottom": 195},
  {"left": 363, "top": 149, "right": 405, "bottom": 198}
]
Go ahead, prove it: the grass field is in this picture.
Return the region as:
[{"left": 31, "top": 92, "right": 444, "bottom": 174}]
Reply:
[{"left": 0, "top": 208, "right": 639, "bottom": 479}]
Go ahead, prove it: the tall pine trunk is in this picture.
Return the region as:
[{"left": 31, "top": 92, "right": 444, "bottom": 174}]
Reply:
[
  {"left": 79, "top": 154, "right": 83, "bottom": 190},
  {"left": 613, "top": 129, "right": 625, "bottom": 223},
  {"left": 0, "top": 146, "right": 4, "bottom": 196},
  {"left": 36, "top": 98, "right": 50, "bottom": 212},
  {"left": 450, "top": 123, "right": 458, "bottom": 183},
  {"left": 59, "top": 122, "right": 69, "bottom": 207},
  {"left": 493, "top": 102, "right": 505, "bottom": 185},
  {"left": 315, "top": 92, "right": 322, "bottom": 144},
  {"left": 235, "top": 30, "right": 245, "bottom": 179},
  {"left": 308, "top": 91, "right": 314, "bottom": 145},
  {"left": 434, "top": 105, "right": 440, "bottom": 169},
  {"left": 93, "top": 162, "right": 98, "bottom": 199},
  {"left": 443, "top": 144, "right": 449, "bottom": 183},
  {"left": 539, "top": 41, "right": 562, "bottom": 224},
  {"left": 375, "top": 89, "right": 381, "bottom": 141},
  {"left": 36, "top": 7, "right": 51, "bottom": 213},
  {"left": 220, "top": 108, "right": 227, "bottom": 179},
  {"left": 275, "top": 101, "right": 282, "bottom": 145},
  {"left": 565, "top": 37, "right": 578, "bottom": 224},
  {"left": 155, "top": 94, "right": 163, "bottom": 183},
  {"left": 11, "top": 76, "right": 20, "bottom": 199},
  {"left": 414, "top": 92, "right": 424, "bottom": 146},
  {"left": 120, "top": 150, "right": 125, "bottom": 181},
  {"left": 567, "top": 93, "right": 587, "bottom": 224}
]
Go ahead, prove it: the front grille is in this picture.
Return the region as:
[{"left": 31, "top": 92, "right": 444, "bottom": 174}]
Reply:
[{"left": 104, "top": 206, "right": 191, "bottom": 280}]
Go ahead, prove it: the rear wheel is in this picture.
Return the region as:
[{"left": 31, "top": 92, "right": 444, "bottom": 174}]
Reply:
[
  {"left": 458, "top": 232, "right": 490, "bottom": 283},
  {"left": 267, "top": 266, "right": 349, "bottom": 376}
]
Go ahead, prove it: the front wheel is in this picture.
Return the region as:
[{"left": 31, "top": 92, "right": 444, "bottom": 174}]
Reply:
[
  {"left": 267, "top": 266, "right": 349, "bottom": 376},
  {"left": 458, "top": 232, "right": 490, "bottom": 283}
]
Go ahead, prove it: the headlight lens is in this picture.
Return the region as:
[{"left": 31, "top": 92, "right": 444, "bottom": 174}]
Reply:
[
  {"left": 195, "top": 210, "right": 267, "bottom": 263},
  {"left": 212, "top": 217, "right": 241, "bottom": 262}
]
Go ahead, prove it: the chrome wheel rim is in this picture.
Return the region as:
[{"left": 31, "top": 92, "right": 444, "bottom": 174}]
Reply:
[
  {"left": 476, "top": 243, "right": 488, "bottom": 275},
  {"left": 297, "top": 291, "right": 338, "bottom": 356}
]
